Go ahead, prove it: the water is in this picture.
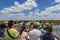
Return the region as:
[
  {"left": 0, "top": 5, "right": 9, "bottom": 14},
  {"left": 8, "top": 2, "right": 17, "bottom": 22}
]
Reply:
[
  {"left": 53, "top": 25, "right": 60, "bottom": 40},
  {"left": 53, "top": 25, "right": 60, "bottom": 34}
]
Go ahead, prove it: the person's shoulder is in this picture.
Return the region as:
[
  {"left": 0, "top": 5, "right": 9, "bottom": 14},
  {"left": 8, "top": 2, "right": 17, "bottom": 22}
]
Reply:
[
  {"left": 9, "top": 28, "right": 19, "bottom": 34},
  {"left": 36, "top": 29, "right": 41, "bottom": 33},
  {"left": 29, "top": 29, "right": 35, "bottom": 34},
  {"left": 43, "top": 33, "right": 54, "bottom": 37},
  {"left": 42, "top": 33, "right": 49, "bottom": 38},
  {"left": 29, "top": 30, "right": 33, "bottom": 33},
  {"left": 23, "top": 31, "right": 27, "bottom": 34},
  {"left": 9, "top": 28, "right": 17, "bottom": 31},
  {"left": 22, "top": 31, "right": 28, "bottom": 36}
]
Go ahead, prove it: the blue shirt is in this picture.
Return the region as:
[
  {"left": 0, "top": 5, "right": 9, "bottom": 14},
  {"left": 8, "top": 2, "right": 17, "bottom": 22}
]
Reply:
[{"left": 42, "top": 33, "right": 55, "bottom": 40}]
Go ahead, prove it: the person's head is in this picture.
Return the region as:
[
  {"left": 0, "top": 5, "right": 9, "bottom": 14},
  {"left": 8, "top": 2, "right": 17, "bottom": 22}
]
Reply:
[
  {"left": 13, "top": 22, "right": 18, "bottom": 29},
  {"left": 45, "top": 22, "right": 51, "bottom": 26},
  {"left": 8, "top": 20, "right": 14, "bottom": 28},
  {"left": 4, "top": 21, "right": 8, "bottom": 26},
  {"left": 0, "top": 23, "right": 7, "bottom": 29},
  {"left": 44, "top": 23, "right": 51, "bottom": 29},
  {"left": 20, "top": 25, "right": 26, "bottom": 35},
  {"left": 45, "top": 27, "right": 52, "bottom": 33},
  {"left": 22, "top": 25, "right": 26, "bottom": 30},
  {"left": 14, "top": 21, "right": 17, "bottom": 24},
  {"left": 45, "top": 23, "right": 52, "bottom": 32},
  {"left": 23, "top": 22, "right": 26, "bottom": 26},
  {"left": 30, "top": 22, "right": 34, "bottom": 25},
  {"left": 34, "top": 22, "right": 42, "bottom": 29},
  {"left": 33, "top": 24, "right": 39, "bottom": 29},
  {"left": 39, "top": 21, "right": 42, "bottom": 23}
]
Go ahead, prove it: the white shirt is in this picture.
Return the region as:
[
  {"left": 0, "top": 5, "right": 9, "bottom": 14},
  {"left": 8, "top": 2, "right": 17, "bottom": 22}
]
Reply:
[
  {"left": 20, "top": 31, "right": 29, "bottom": 40},
  {"left": 29, "top": 29, "right": 42, "bottom": 40}
]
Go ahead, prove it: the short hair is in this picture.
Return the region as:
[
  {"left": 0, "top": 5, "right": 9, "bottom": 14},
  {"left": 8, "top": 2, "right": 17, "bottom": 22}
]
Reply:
[
  {"left": 33, "top": 24, "right": 39, "bottom": 28},
  {"left": 8, "top": 20, "right": 14, "bottom": 28},
  {"left": 0, "top": 23, "right": 7, "bottom": 29},
  {"left": 45, "top": 26, "right": 52, "bottom": 32},
  {"left": 39, "top": 21, "right": 42, "bottom": 23}
]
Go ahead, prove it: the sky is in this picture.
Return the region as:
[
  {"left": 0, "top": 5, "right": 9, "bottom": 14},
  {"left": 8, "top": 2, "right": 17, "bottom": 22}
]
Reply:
[{"left": 0, "top": 0, "right": 60, "bottom": 20}]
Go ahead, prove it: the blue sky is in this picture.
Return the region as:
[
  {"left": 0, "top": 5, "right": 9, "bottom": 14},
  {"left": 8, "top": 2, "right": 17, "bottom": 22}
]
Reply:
[
  {"left": 0, "top": 0, "right": 60, "bottom": 20},
  {"left": 0, "top": 0, "right": 55, "bottom": 10}
]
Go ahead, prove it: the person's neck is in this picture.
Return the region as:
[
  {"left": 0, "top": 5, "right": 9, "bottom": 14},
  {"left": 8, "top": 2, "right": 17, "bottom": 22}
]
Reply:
[{"left": 47, "top": 32, "right": 52, "bottom": 34}]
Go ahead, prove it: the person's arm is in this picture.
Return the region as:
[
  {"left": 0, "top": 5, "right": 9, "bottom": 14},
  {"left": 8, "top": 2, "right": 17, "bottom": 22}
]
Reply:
[
  {"left": 54, "top": 38, "right": 57, "bottom": 40},
  {"left": 27, "top": 35, "right": 30, "bottom": 40},
  {"left": 26, "top": 32, "right": 30, "bottom": 40}
]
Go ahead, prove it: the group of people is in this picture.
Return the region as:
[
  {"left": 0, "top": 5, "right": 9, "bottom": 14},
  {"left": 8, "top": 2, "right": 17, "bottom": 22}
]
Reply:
[{"left": 0, "top": 20, "right": 58, "bottom": 40}]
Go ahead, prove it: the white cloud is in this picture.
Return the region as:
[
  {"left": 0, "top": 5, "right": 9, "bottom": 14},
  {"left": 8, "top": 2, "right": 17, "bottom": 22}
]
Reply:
[
  {"left": 1, "top": 3, "right": 60, "bottom": 20},
  {"left": 0, "top": 13, "right": 26, "bottom": 20},
  {"left": 0, "top": 0, "right": 38, "bottom": 20},
  {"left": 39, "top": 4, "right": 60, "bottom": 20},
  {"left": 1, "top": 0, "right": 60, "bottom": 20},
  {"left": 55, "top": 0, "right": 60, "bottom": 3},
  {"left": 0, "top": 0, "right": 37, "bottom": 14}
]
